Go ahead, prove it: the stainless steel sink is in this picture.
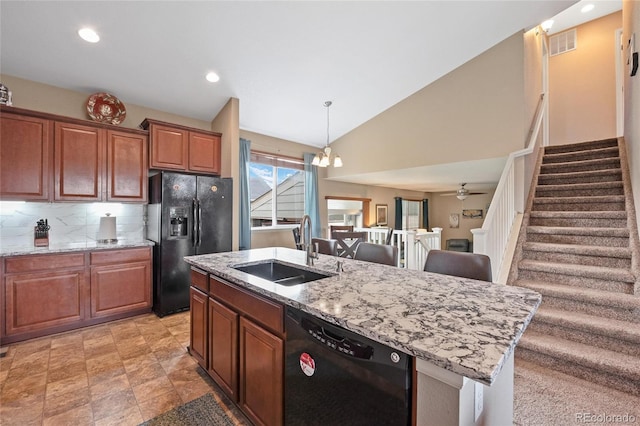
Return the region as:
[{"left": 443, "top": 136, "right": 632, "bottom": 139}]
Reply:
[{"left": 232, "top": 260, "right": 331, "bottom": 286}]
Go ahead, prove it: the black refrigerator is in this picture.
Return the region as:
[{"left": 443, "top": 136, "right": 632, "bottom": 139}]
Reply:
[{"left": 147, "top": 172, "right": 232, "bottom": 317}]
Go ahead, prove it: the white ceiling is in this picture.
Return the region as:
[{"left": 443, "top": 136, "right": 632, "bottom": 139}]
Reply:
[{"left": 2, "top": 0, "right": 618, "bottom": 194}]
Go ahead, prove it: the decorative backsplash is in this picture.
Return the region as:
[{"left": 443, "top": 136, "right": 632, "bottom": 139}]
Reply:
[{"left": 0, "top": 202, "right": 145, "bottom": 248}]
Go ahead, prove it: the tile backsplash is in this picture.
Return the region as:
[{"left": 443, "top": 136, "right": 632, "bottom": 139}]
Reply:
[{"left": 0, "top": 202, "right": 145, "bottom": 248}]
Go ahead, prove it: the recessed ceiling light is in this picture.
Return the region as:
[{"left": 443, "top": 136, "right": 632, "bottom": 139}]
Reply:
[
  {"left": 78, "top": 28, "right": 99, "bottom": 43},
  {"left": 581, "top": 4, "right": 595, "bottom": 13},
  {"left": 205, "top": 72, "right": 220, "bottom": 83}
]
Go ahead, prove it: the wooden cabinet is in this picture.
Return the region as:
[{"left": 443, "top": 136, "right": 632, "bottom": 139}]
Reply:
[
  {"left": 190, "top": 286, "right": 208, "bottom": 368},
  {"left": 2, "top": 246, "right": 152, "bottom": 344},
  {"left": 89, "top": 247, "right": 152, "bottom": 318},
  {"left": 209, "top": 297, "right": 238, "bottom": 399},
  {"left": 239, "top": 316, "right": 283, "bottom": 426},
  {"left": 0, "top": 112, "right": 52, "bottom": 200},
  {"left": 4, "top": 253, "right": 87, "bottom": 337},
  {"left": 106, "top": 130, "right": 148, "bottom": 202},
  {"left": 0, "top": 106, "right": 147, "bottom": 203},
  {"left": 143, "top": 119, "right": 221, "bottom": 175},
  {"left": 55, "top": 121, "right": 105, "bottom": 201},
  {"left": 202, "top": 275, "right": 284, "bottom": 426},
  {"left": 188, "top": 131, "right": 221, "bottom": 174}
]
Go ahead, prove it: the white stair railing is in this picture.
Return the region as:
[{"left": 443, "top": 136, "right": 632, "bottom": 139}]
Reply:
[
  {"left": 354, "top": 227, "right": 442, "bottom": 269},
  {"left": 471, "top": 94, "right": 546, "bottom": 280}
]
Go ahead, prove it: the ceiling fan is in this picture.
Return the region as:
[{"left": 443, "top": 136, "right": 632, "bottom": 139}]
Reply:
[{"left": 440, "top": 183, "right": 487, "bottom": 200}]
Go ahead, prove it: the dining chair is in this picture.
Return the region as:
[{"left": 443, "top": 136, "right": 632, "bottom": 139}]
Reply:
[
  {"left": 292, "top": 227, "right": 302, "bottom": 250},
  {"left": 353, "top": 242, "right": 398, "bottom": 266},
  {"left": 331, "top": 231, "right": 367, "bottom": 258},
  {"left": 423, "top": 249, "right": 492, "bottom": 282},
  {"left": 330, "top": 225, "right": 354, "bottom": 234},
  {"left": 311, "top": 238, "right": 339, "bottom": 256}
]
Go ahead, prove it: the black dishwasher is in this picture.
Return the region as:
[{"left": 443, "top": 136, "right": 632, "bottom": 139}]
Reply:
[{"left": 285, "top": 307, "right": 412, "bottom": 425}]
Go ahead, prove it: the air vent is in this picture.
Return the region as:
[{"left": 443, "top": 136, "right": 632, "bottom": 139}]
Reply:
[{"left": 550, "top": 29, "right": 577, "bottom": 56}]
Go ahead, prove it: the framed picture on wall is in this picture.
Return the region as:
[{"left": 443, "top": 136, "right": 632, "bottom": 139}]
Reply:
[
  {"left": 376, "top": 204, "right": 388, "bottom": 226},
  {"left": 449, "top": 213, "right": 459, "bottom": 228},
  {"left": 462, "top": 209, "right": 483, "bottom": 219}
]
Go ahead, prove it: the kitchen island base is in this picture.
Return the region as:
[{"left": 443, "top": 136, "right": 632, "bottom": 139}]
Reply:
[{"left": 416, "top": 353, "right": 514, "bottom": 426}]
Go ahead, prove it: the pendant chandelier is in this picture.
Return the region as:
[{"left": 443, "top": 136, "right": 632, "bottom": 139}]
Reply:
[{"left": 312, "top": 101, "right": 343, "bottom": 167}]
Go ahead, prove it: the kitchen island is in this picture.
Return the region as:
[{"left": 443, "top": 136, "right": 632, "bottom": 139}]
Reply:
[{"left": 185, "top": 247, "right": 541, "bottom": 425}]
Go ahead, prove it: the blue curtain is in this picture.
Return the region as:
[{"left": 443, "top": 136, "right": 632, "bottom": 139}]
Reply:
[
  {"left": 394, "top": 197, "right": 403, "bottom": 230},
  {"left": 303, "top": 153, "right": 321, "bottom": 237},
  {"left": 422, "top": 199, "right": 429, "bottom": 231},
  {"left": 239, "top": 138, "right": 251, "bottom": 250}
]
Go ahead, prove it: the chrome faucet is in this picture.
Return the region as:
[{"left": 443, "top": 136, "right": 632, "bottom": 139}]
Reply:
[{"left": 300, "top": 214, "right": 318, "bottom": 266}]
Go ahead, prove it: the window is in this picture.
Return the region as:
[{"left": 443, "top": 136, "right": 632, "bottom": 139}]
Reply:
[
  {"left": 327, "top": 199, "right": 364, "bottom": 229},
  {"left": 402, "top": 200, "right": 420, "bottom": 230},
  {"left": 249, "top": 152, "right": 305, "bottom": 227}
]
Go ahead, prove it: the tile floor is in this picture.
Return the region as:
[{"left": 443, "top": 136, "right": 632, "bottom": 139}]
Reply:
[{"left": 0, "top": 312, "right": 248, "bottom": 426}]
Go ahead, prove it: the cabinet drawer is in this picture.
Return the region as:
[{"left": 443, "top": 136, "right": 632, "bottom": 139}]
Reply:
[
  {"left": 191, "top": 267, "right": 209, "bottom": 293},
  {"left": 210, "top": 277, "right": 283, "bottom": 334},
  {"left": 90, "top": 247, "right": 151, "bottom": 265},
  {"left": 5, "top": 253, "right": 85, "bottom": 274}
]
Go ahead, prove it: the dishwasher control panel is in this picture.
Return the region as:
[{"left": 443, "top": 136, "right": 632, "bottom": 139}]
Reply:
[{"left": 302, "top": 318, "right": 374, "bottom": 359}]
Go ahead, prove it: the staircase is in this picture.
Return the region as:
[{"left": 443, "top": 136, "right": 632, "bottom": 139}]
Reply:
[{"left": 509, "top": 138, "right": 640, "bottom": 396}]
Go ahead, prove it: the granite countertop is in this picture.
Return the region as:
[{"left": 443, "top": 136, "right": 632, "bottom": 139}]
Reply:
[
  {"left": 184, "top": 247, "right": 541, "bottom": 386},
  {"left": 0, "top": 239, "right": 155, "bottom": 257}
]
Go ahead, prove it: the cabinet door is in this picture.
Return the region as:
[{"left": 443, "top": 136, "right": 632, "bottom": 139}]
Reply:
[
  {"left": 55, "top": 122, "right": 105, "bottom": 201},
  {"left": 189, "top": 131, "right": 221, "bottom": 175},
  {"left": 209, "top": 297, "right": 238, "bottom": 401},
  {"left": 149, "top": 124, "right": 188, "bottom": 170},
  {"left": 106, "top": 130, "right": 148, "bottom": 202},
  {"left": 190, "top": 286, "right": 208, "bottom": 368},
  {"left": 5, "top": 269, "right": 86, "bottom": 335},
  {"left": 0, "top": 113, "right": 52, "bottom": 201},
  {"left": 90, "top": 261, "right": 151, "bottom": 318},
  {"left": 239, "top": 317, "right": 283, "bottom": 426}
]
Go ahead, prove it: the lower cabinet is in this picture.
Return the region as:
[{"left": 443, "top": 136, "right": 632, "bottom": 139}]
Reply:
[
  {"left": 191, "top": 274, "right": 284, "bottom": 426},
  {"left": 5, "top": 267, "right": 86, "bottom": 336},
  {"left": 90, "top": 248, "right": 151, "bottom": 318},
  {"left": 239, "top": 316, "right": 283, "bottom": 426},
  {"left": 208, "top": 297, "right": 238, "bottom": 399},
  {"left": 1, "top": 247, "right": 152, "bottom": 344},
  {"left": 189, "top": 286, "right": 208, "bottom": 367}
]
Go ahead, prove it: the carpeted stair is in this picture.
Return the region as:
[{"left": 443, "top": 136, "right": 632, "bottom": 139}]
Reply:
[{"left": 509, "top": 138, "right": 640, "bottom": 396}]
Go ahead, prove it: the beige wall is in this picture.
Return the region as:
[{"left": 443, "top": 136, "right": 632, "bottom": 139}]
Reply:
[
  {"left": 524, "top": 26, "right": 545, "bottom": 141},
  {"left": 239, "top": 130, "right": 429, "bottom": 249},
  {"left": 327, "top": 32, "right": 526, "bottom": 180},
  {"left": 549, "top": 12, "right": 621, "bottom": 145},
  {"left": 623, "top": 1, "right": 640, "bottom": 229},
  {"left": 212, "top": 98, "right": 240, "bottom": 250},
  {"left": 0, "top": 74, "right": 213, "bottom": 131},
  {"left": 431, "top": 190, "right": 495, "bottom": 246}
]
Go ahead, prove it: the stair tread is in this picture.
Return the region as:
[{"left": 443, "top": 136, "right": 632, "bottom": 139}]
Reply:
[
  {"left": 540, "top": 156, "right": 620, "bottom": 166},
  {"left": 538, "top": 168, "right": 622, "bottom": 179},
  {"left": 536, "top": 181, "right": 623, "bottom": 191},
  {"left": 529, "top": 211, "right": 627, "bottom": 218},
  {"left": 514, "top": 280, "right": 640, "bottom": 309},
  {"left": 518, "top": 259, "right": 635, "bottom": 282},
  {"left": 518, "top": 330, "right": 640, "bottom": 379},
  {"left": 522, "top": 242, "right": 631, "bottom": 258},
  {"left": 534, "top": 306, "right": 640, "bottom": 343},
  {"left": 544, "top": 139, "right": 618, "bottom": 154},
  {"left": 526, "top": 226, "right": 630, "bottom": 236},
  {"left": 543, "top": 146, "right": 619, "bottom": 159},
  {"left": 533, "top": 195, "right": 625, "bottom": 203}
]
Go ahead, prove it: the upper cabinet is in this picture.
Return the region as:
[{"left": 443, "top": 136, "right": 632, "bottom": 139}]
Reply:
[
  {"left": 107, "top": 130, "right": 148, "bottom": 202},
  {"left": 1, "top": 106, "right": 148, "bottom": 203},
  {"left": 143, "top": 119, "right": 221, "bottom": 175},
  {"left": 54, "top": 121, "right": 105, "bottom": 201},
  {"left": 0, "top": 112, "right": 53, "bottom": 201}
]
